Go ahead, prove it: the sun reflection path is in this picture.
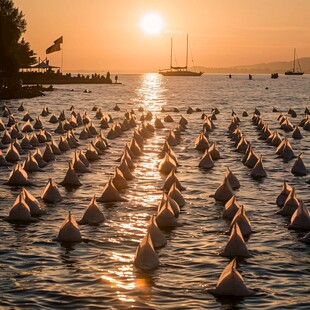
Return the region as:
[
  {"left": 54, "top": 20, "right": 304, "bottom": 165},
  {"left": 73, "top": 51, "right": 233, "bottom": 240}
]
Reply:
[
  {"left": 100, "top": 73, "right": 169, "bottom": 305},
  {"left": 134, "top": 73, "right": 166, "bottom": 112}
]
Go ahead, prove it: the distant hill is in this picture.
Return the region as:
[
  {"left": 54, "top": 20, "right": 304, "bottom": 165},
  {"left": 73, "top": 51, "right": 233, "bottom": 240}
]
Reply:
[{"left": 193, "top": 57, "right": 310, "bottom": 74}]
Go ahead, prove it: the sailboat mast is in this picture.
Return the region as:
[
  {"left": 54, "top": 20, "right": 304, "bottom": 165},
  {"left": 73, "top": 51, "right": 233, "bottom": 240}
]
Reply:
[
  {"left": 186, "top": 33, "right": 188, "bottom": 69},
  {"left": 293, "top": 48, "right": 296, "bottom": 72},
  {"left": 170, "top": 38, "right": 173, "bottom": 69}
]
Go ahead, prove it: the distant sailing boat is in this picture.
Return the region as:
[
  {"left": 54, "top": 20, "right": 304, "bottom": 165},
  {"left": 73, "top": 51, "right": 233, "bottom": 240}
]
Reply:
[
  {"left": 285, "top": 48, "right": 304, "bottom": 75},
  {"left": 159, "top": 34, "right": 203, "bottom": 76}
]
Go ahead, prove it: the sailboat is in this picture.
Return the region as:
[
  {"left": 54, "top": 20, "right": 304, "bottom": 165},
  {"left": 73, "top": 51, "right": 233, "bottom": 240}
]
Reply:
[
  {"left": 159, "top": 34, "right": 203, "bottom": 76},
  {"left": 285, "top": 48, "right": 304, "bottom": 75}
]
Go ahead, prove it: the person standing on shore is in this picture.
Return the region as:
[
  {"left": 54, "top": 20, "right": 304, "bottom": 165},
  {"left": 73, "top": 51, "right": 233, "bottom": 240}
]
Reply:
[{"left": 115, "top": 75, "right": 118, "bottom": 83}]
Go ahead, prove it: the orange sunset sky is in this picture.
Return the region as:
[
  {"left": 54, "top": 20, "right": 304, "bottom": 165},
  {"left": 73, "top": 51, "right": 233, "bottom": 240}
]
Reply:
[{"left": 14, "top": 0, "right": 310, "bottom": 73}]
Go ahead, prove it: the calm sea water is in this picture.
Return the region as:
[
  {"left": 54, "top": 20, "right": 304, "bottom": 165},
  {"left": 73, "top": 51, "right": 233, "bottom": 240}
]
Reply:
[{"left": 0, "top": 74, "right": 309, "bottom": 309}]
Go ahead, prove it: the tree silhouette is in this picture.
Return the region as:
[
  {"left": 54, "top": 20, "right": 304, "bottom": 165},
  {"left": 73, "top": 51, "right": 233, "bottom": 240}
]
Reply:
[{"left": 0, "top": 0, "right": 36, "bottom": 76}]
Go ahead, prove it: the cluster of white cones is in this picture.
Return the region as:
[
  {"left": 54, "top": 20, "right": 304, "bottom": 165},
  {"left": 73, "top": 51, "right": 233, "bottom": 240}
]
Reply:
[
  {"left": 134, "top": 116, "right": 187, "bottom": 270},
  {"left": 1, "top": 101, "right": 309, "bottom": 299},
  {"left": 196, "top": 108, "right": 254, "bottom": 297}
]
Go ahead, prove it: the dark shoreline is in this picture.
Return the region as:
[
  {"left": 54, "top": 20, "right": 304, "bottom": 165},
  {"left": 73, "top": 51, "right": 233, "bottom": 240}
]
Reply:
[
  {"left": 0, "top": 71, "right": 120, "bottom": 100},
  {"left": 0, "top": 85, "right": 48, "bottom": 100},
  {"left": 18, "top": 72, "right": 113, "bottom": 85}
]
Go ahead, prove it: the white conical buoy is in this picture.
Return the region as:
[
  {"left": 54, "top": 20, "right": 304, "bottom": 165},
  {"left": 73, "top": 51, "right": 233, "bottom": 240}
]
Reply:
[
  {"left": 222, "top": 195, "right": 241, "bottom": 220},
  {"left": 276, "top": 182, "right": 292, "bottom": 207},
  {"left": 208, "top": 258, "right": 254, "bottom": 297},
  {"left": 33, "top": 148, "right": 47, "bottom": 168},
  {"left": 195, "top": 132, "right": 209, "bottom": 151},
  {"left": 292, "top": 126, "right": 303, "bottom": 139},
  {"left": 0, "top": 149, "right": 10, "bottom": 166},
  {"left": 198, "top": 149, "right": 214, "bottom": 169},
  {"left": 211, "top": 176, "right": 234, "bottom": 203},
  {"left": 208, "top": 143, "right": 221, "bottom": 160},
  {"left": 41, "top": 178, "right": 62, "bottom": 203},
  {"left": 156, "top": 200, "right": 177, "bottom": 228},
  {"left": 55, "top": 211, "right": 82, "bottom": 243},
  {"left": 289, "top": 200, "right": 310, "bottom": 230},
  {"left": 5, "top": 142, "right": 20, "bottom": 162},
  {"left": 59, "top": 161, "right": 82, "bottom": 187},
  {"left": 158, "top": 193, "right": 180, "bottom": 217},
  {"left": 230, "top": 205, "right": 252, "bottom": 237},
  {"left": 22, "top": 188, "right": 42, "bottom": 216},
  {"left": 118, "top": 159, "right": 134, "bottom": 180},
  {"left": 58, "top": 136, "right": 71, "bottom": 152},
  {"left": 154, "top": 116, "right": 165, "bottom": 128},
  {"left": 277, "top": 187, "right": 299, "bottom": 216},
  {"left": 291, "top": 153, "right": 308, "bottom": 176},
  {"left": 6, "top": 193, "right": 35, "bottom": 222},
  {"left": 244, "top": 148, "right": 259, "bottom": 168},
  {"left": 168, "top": 182, "right": 186, "bottom": 207},
  {"left": 29, "top": 134, "right": 40, "bottom": 148},
  {"left": 147, "top": 215, "right": 167, "bottom": 248},
  {"left": 250, "top": 156, "right": 267, "bottom": 178},
  {"left": 78, "top": 195, "right": 105, "bottom": 225},
  {"left": 159, "top": 153, "right": 177, "bottom": 174},
  {"left": 163, "top": 169, "right": 186, "bottom": 192},
  {"left": 6, "top": 163, "right": 31, "bottom": 186},
  {"left": 134, "top": 232, "right": 159, "bottom": 270},
  {"left": 221, "top": 223, "right": 250, "bottom": 257},
  {"left": 42, "top": 144, "right": 55, "bottom": 162},
  {"left": 72, "top": 150, "right": 90, "bottom": 173},
  {"left": 111, "top": 167, "right": 128, "bottom": 190},
  {"left": 97, "top": 178, "right": 127, "bottom": 202},
  {"left": 226, "top": 168, "right": 240, "bottom": 189}
]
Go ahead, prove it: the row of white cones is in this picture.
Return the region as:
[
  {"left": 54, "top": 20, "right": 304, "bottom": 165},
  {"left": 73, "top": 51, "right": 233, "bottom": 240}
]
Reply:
[
  {"left": 134, "top": 119, "right": 187, "bottom": 270},
  {"left": 199, "top": 109, "right": 255, "bottom": 297}
]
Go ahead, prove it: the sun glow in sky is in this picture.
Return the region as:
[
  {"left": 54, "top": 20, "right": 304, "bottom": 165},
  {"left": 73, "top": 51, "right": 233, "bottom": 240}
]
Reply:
[
  {"left": 139, "top": 13, "right": 164, "bottom": 36},
  {"left": 14, "top": 0, "right": 310, "bottom": 73}
]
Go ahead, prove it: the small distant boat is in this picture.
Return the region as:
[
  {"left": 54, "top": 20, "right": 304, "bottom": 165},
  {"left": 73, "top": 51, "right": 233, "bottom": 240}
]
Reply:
[
  {"left": 285, "top": 49, "right": 304, "bottom": 75},
  {"left": 271, "top": 73, "right": 279, "bottom": 79},
  {"left": 159, "top": 34, "right": 203, "bottom": 76}
]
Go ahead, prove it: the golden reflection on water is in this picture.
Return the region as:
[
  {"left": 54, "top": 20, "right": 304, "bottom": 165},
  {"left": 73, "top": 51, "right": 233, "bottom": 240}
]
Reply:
[
  {"left": 101, "top": 264, "right": 153, "bottom": 303},
  {"left": 101, "top": 266, "right": 154, "bottom": 303},
  {"left": 110, "top": 252, "right": 134, "bottom": 263},
  {"left": 134, "top": 73, "right": 166, "bottom": 112},
  {"left": 100, "top": 73, "right": 167, "bottom": 305}
]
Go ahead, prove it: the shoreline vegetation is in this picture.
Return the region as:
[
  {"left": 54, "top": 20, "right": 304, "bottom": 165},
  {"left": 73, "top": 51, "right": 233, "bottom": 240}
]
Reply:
[{"left": 0, "top": 71, "right": 115, "bottom": 100}]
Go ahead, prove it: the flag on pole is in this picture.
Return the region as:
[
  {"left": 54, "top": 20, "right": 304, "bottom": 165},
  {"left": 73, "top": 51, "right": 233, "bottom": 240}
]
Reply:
[
  {"left": 46, "top": 42, "right": 61, "bottom": 54},
  {"left": 54, "top": 36, "right": 63, "bottom": 44},
  {"left": 46, "top": 36, "right": 63, "bottom": 54}
]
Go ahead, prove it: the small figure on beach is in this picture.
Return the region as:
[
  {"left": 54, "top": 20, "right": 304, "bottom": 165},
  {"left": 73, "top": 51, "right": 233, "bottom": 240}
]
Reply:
[
  {"left": 229, "top": 74, "right": 232, "bottom": 79},
  {"left": 115, "top": 75, "right": 118, "bottom": 84},
  {"left": 106, "top": 71, "right": 112, "bottom": 83},
  {"left": 249, "top": 74, "right": 252, "bottom": 80}
]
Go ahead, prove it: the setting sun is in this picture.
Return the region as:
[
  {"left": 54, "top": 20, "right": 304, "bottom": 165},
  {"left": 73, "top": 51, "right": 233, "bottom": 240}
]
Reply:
[{"left": 139, "top": 12, "right": 164, "bottom": 36}]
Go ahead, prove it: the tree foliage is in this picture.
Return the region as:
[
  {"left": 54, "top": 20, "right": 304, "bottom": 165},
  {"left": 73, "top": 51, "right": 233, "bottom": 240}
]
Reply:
[{"left": 0, "top": 0, "right": 36, "bottom": 76}]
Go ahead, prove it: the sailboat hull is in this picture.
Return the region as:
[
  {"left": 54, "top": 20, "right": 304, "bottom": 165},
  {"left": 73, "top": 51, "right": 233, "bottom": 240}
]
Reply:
[
  {"left": 284, "top": 71, "right": 304, "bottom": 75},
  {"left": 285, "top": 49, "right": 304, "bottom": 75},
  {"left": 159, "top": 70, "right": 203, "bottom": 76}
]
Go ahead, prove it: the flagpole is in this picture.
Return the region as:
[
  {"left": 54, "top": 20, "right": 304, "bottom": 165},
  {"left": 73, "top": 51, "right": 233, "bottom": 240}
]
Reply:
[{"left": 61, "top": 44, "right": 63, "bottom": 73}]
